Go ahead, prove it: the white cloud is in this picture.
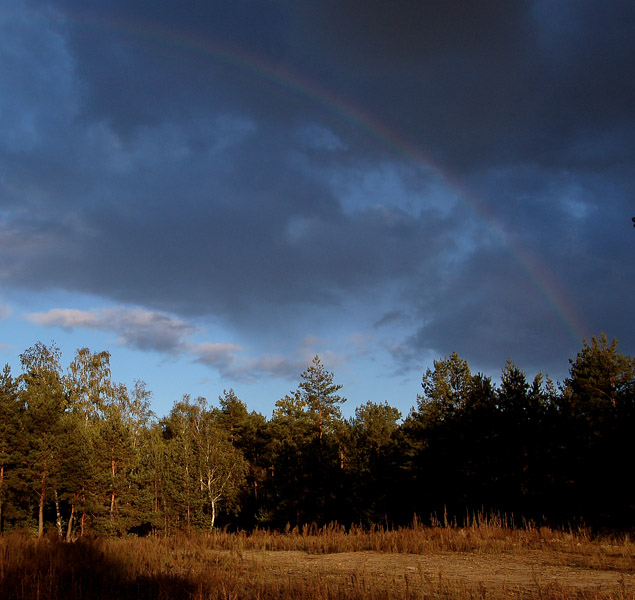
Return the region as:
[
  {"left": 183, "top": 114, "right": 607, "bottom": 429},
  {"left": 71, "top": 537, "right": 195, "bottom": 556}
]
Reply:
[
  {"left": 26, "top": 305, "right": 309, "bottom": 381},
  {"left": 27, "top": 307, "right": 195, "bottom": 353},
  {"left": 28, "top": 308, "right": 100, "bottom": 328}
]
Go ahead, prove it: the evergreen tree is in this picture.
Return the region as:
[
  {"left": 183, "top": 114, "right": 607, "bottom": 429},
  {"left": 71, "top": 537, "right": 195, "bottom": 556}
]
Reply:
[
  {"left": 348, "top": 401, "right": 402, "bottom": 524},
  {"left": 0, "top": 365, "right": 19, "bottom": 532},
  {"left": 559, "top": 335, "right": 635, "bottom": 525},
  {"left": 17, "top": 342, "right": 67, "bottom": 538},
  {"left": 161, "top": 396, "right": 200, "bottom": 530},
  {"left": 298, "top": 356, "right": 346, "bottom": 442},
  {"left": 267, "top": 357, "right": 347, "bottom": 526},
  {"left": 403, "top": 351, "right": 474, "bottom": 519},
  {"left": 56, "top": 410, "right": 94, "bottom": 540},
  {"left": 496, "top": 361, "right": 550, "bottom": 516},
  {"left": 218, "top": 390, "right": 269, "bottom": 527},
  {"left": 417, "top": 350, "right": 472, "bottom": 422}
]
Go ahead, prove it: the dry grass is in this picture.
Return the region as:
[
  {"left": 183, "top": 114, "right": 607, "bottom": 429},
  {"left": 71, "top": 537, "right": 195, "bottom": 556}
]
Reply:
[
  {"left": 0, "top": 520, "right": 633, "bottom": 599},
  {"left": 209, "top": 517, "right": 634, "bottom": 573}
]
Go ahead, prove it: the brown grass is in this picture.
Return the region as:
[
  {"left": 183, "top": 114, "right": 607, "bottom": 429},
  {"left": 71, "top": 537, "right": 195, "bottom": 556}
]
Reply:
[{"left": 1, "top": 520, "right": 633, "bottom": 599}]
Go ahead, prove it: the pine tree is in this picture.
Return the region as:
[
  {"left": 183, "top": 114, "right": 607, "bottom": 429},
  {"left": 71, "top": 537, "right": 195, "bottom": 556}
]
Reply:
[
  {"left": 298, "top": 355, "right": 346, "bottom": 441},
  {"left": 560, "top": 335, "right": 635, "bottom": 525},
  {"left": 18, "top": 342, "right": 67, "bottom": 538},
  {"left": 0, "top": 364, "right": 19, "bottom": 532}
]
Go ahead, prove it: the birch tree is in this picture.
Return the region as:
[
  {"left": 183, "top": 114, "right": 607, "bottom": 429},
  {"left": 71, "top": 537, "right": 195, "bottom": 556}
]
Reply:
[
  {"left": 163, "top": 396, "right": 246, "bottom": 530},
  {"left": 65, "top": 348, "right": 116, "bottom": 536},
  {"left": 193, "top": 404, "right": 246, "bottom": 529}
]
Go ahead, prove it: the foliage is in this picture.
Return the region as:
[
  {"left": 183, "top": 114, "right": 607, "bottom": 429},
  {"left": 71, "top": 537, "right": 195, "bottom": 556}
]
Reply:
[
  {"left": 160, "top": 396, "right": 247, "bottom": 531},
  {"left": 0, "top": 337, "right": 633, "bottom": 535}
]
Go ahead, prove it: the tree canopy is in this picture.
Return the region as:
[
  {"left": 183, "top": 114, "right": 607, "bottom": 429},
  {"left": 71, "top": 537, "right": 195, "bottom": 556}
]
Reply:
[{"left": 0, "top": 339, "right": 632, "bottom": 535}]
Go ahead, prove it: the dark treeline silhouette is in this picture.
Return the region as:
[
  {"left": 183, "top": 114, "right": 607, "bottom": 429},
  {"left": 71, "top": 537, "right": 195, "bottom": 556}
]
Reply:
[{"left": 0, "top": 335, "right": 633, "bottom": 537}]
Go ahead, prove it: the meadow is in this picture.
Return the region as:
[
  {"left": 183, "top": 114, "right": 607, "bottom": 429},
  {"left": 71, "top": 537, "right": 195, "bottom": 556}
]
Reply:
[{"left": 1, "top": 518, "right": 633, "bottom": 599}]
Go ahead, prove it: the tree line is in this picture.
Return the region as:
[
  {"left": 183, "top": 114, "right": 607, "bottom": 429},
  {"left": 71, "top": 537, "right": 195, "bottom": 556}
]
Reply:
[{"left": 0, "top": 334, "right": 633, "bottom": 537}]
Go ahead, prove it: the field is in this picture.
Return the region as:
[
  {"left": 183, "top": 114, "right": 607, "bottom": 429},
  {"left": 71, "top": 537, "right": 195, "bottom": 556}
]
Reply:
[{"left": 1, "top": 519, "right": 633, "bottom": 599}]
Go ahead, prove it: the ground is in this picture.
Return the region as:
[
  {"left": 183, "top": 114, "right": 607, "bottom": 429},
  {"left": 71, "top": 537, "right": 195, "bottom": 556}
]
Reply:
[{"left": 243, "top": 549, "right": 634, "bottom": 596}]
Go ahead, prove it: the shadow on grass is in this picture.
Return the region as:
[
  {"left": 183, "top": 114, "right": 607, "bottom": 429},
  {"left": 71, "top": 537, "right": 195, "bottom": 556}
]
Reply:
[{"left": 0, "top": 534, "right": 198, "bottom": 600}]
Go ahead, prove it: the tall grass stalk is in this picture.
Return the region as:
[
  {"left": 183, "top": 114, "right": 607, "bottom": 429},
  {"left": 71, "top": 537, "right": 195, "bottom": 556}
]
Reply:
[{"left": 1, "top": 519, "right": 633, "bottom": 599}]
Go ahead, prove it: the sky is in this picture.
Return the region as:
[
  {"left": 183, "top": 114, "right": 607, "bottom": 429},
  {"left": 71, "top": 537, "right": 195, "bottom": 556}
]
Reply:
[{"left": 1, "top": 0, "right": 634, "bottom": 419}]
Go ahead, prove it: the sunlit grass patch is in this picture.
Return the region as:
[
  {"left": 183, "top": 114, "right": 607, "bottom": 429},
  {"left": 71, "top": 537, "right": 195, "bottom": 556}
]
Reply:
[{"left": 1, "top": 520, "right": 633, "bottom": 599}]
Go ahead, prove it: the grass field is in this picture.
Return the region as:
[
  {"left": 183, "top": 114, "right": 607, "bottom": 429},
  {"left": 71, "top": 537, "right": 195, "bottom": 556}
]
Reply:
[{"left": 1, "top": 519, "right": 633, "bottom": 599}]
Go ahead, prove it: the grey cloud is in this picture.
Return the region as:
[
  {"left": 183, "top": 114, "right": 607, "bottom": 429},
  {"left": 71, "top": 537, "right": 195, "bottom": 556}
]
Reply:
[
  {"left": 0, "top": 7, "right": 78, "bottom": 153},
  {"left": 189, "top": 342, "right": 244, "bottom": 377},
  {"left": 21, "top": 0, "right": 634, "bottom": 176},
  {"left": 3, "top": 107, "right": 457, "bottom": 334},
  {"left": 374, "top": 310, "right": 409, "bottom": 329},
  {"left": 25, "top": 306, "right": 316, "bottom": 381},
  {"left": 191, "top": 344, "right": 307, "bottom": 382},
  {"left": 27, "top": 307, "right": 195, "bottom": 353},
  {"left": 404, "top": 261, "right": 573, "bottom": 379}
]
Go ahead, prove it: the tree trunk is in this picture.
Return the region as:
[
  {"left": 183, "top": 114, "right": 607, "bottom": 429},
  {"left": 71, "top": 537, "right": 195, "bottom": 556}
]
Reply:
[
  {"left": 66, "top": 503, "right": 75, "bottom": 542},
  {"left": 110, "top": 447, "right": 116, "bottom": 524},
  {"left": 154, "top": 466, "right": 159, "bottom": 513},
  {"left": 80, "top": 485, "right": 86, "bottom": 537},
  {"left": 54, "top": 489, "right": 63, "bottom": 539},
  {"left": 0, "top": 464, "right": 4, "bottom": 533},
  {"left": 185, "top": 461, "right": 191, "bottom": 529},
  {"left": 38, "top": 481, "right": 46, "bottom": 538}
]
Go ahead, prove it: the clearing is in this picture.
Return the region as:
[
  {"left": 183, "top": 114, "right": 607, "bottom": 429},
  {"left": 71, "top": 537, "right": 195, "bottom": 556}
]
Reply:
[{"left": 241, "top": 548, "right": 634, "bottom": 596}]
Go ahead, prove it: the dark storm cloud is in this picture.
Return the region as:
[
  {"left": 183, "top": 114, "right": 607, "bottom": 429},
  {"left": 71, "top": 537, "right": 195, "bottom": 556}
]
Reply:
[
  {"left": 2, "top": 0, "right": 634, "bottom": 379},
  {"left": 31, "top": 0, "right": 634, "bottom": 177},
  {"left": 5, "top": 128, "right": 455, "bottom": 327},
  {"left": 403, "top": 244, "right": 577, "bottom": 378},
  {"left": 24, "top": 0, "right": 635, "bottom": 172},
  {"left": 295, "top": 0, "right": 635, "bottom": 172}
]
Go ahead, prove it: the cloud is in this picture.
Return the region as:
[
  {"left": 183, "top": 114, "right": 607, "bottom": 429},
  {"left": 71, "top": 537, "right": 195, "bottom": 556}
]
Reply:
[
  {"left": 190, "top": 342, "right": 243, "bottom": 375},
  {"left": 25, "top": 306, "right": 320, "bottom": 381},
  {"left": 189, "top": 333, "right": 350, "bottom": 382},
  {"left": 27, "top": 307, "right": 195, "bottom": 353},
  {"left": 3, "top": 125, "right": 456, "bottom": 334},
  {"left": 191, "top": 344, "right": 307, "bottom": 382}
]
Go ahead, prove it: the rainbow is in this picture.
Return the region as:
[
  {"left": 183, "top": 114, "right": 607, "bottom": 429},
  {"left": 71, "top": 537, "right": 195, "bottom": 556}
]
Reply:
[{"left": 44, "top": 6, "right": 589, "bottom": 344}]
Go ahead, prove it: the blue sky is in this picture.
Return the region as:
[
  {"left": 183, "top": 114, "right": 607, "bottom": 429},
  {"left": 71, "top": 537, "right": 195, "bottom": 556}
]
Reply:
[{"left": 1, "top": 0, "right": 634, "bottom": 418}]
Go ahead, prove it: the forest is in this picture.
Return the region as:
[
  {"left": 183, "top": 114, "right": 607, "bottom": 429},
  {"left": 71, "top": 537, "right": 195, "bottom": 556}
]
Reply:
[{"left": 0, "top": 334, "right": 633, "bottom": 538}]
